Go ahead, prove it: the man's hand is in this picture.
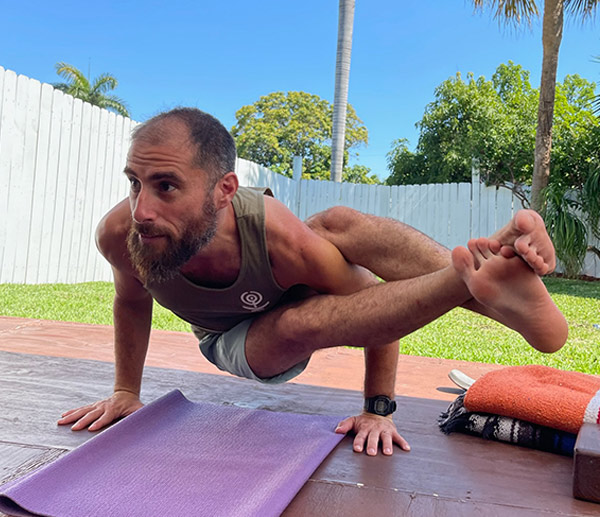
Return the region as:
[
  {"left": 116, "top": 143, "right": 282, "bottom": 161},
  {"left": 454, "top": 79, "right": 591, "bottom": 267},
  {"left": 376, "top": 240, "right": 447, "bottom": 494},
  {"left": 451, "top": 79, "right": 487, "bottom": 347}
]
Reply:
[
  {"left": 335, "top": 412, "right": 410, "bottom": 456},
  {"left": 57, "top": 390, "right": 143, "bottom": 432}
]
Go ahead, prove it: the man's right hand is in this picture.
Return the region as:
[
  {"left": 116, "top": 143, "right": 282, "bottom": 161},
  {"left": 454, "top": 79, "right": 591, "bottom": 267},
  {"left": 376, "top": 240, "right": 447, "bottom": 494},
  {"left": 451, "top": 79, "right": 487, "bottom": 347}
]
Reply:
[{"left": 57, "top": 390, "right": 144, "bottom": 432}]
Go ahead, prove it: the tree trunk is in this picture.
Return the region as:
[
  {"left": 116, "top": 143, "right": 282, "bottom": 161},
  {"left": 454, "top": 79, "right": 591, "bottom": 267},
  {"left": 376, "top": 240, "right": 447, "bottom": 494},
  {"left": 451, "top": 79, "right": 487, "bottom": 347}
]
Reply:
[
  {"left": 331, "top": 0, "right": 355, "bottom": 183},
  {"left": 531, "top": 0, "right": 564, "bottom": 212}
]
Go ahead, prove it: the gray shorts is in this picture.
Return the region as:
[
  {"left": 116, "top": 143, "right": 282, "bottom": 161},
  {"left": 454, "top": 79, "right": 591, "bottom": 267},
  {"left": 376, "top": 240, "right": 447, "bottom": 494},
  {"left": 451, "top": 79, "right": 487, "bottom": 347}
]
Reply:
[{"left": 197, "top": 318, "right": 310, "bottom": 384}]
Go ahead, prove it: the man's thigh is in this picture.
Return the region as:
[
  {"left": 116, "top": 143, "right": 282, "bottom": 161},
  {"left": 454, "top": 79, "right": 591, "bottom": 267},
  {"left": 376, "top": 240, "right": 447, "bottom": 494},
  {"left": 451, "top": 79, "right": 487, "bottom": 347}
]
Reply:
[
  {"left": 244, "top": 287, "right": 321, "bottom": 379},
  {"left": 200, "top": 304, "right": 312, "bottom": 383}
]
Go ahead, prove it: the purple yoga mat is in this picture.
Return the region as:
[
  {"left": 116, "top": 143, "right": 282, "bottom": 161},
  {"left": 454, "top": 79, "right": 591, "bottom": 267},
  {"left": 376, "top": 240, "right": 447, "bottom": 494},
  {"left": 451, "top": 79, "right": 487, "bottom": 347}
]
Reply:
[{"left": 0, "top": 390, "right": 345, "bottom": 517}]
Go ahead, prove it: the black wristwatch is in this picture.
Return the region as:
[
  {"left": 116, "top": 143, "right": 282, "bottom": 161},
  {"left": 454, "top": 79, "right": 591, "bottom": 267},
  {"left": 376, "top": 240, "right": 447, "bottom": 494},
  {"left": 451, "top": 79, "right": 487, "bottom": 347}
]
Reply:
[{"left": 364, "top": 395, "right": 397, "bottom": 416}]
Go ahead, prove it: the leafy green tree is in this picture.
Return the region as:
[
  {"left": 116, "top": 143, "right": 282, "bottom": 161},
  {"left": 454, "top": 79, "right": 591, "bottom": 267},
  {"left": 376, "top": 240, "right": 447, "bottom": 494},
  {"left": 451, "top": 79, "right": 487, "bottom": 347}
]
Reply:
[
  {"left": 343, "top": 164, "right": 380, "bottom": 184},
  {"left": 385, "top": 138, "right": 429, "bottom": 185},
  {"left": 386, "top": 62, "right": 600, "bottom": 276},
  {"left": 231, "top": 91, "right": 369, "bottom": 180},
  {"left": 386, "top": 62, "right": 537, "bottom": 203},
  {"left": 544, "top": 76, "right": 600, "bottom": 275},
  {"left": 53, "top": 62, "right": 130, "bottom": 117},
  {"left": 471, "top": 0, "right": 599, "bottom": 212}
]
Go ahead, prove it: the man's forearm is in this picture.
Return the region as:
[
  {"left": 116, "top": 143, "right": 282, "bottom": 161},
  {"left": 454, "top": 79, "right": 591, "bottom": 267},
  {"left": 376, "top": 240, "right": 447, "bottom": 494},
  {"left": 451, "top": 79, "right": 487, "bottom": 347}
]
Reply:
[
  {"left": 113, "top": 294, "right": 153, "bottom": 396},
  {"left": 364, "top": 340, "right": 399, "bottom": 399}
]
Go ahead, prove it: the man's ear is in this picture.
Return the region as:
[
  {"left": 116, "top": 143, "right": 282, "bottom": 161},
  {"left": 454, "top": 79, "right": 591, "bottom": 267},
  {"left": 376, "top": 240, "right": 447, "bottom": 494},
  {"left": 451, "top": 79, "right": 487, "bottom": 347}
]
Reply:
[{"left": 213, "top": 172, "right": 239, "bottom": 209}]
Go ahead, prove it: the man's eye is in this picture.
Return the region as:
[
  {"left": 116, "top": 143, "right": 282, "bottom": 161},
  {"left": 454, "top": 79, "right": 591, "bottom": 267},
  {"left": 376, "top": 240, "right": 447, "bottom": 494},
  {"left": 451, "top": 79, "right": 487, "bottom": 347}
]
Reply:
[
  {"left": 159, "top": 182, "right": 176, "bottom": 193},
  {"left": 128, "top": 178, "right": 140, "bottom": 191}
]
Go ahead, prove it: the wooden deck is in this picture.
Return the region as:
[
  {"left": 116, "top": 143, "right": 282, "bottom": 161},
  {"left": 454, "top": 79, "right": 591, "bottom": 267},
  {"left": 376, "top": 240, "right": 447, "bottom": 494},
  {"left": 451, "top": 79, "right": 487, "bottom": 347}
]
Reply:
[{"left": 0, "top": 317, "right": 598, "bottom": 516}]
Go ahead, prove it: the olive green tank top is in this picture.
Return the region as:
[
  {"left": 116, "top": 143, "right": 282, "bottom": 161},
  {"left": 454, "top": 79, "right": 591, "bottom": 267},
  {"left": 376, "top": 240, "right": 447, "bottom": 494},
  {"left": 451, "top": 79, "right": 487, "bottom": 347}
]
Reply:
[{"left": 146, "top": 187, "right": 287, "bottom": 338}]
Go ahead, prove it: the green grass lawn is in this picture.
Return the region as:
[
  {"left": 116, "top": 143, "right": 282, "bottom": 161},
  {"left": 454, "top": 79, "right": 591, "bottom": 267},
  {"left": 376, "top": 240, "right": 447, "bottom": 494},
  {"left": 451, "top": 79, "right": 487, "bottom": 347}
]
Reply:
[{"left": 1, "top": 277, "right": 598, "bottom": 373}]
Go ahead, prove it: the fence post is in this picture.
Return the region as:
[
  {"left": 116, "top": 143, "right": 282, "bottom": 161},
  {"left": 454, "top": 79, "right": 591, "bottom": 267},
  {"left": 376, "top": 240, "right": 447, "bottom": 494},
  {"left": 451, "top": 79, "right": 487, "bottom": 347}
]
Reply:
[
  {"left": 471, "top": 158, "right": 480, "bottom": 239},
  {"left": 292, "top": 155, "right": 303, "bottom": 218}
]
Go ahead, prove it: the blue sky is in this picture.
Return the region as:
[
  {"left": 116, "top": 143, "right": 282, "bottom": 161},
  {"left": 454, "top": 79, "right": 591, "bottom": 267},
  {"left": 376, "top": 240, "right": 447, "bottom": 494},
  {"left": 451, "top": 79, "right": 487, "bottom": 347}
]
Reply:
[{"left": 2, "top": 1, "right": 599, "bottom": 180}]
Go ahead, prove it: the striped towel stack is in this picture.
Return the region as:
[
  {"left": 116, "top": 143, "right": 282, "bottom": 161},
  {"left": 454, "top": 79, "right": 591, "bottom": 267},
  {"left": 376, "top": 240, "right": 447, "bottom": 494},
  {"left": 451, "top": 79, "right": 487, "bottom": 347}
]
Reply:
[{"left": 439, "top": 365, "right": 600, "bottom": 455}]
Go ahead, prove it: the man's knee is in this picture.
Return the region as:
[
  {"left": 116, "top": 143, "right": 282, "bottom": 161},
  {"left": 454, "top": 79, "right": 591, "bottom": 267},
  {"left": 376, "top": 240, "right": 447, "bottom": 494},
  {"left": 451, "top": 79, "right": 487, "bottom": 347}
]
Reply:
[
  {"left": 306, "top": 206, "right": 364, "bottom": 237},
  {"left": 269, "top": 304, "right": 321, "bottom": 351}
]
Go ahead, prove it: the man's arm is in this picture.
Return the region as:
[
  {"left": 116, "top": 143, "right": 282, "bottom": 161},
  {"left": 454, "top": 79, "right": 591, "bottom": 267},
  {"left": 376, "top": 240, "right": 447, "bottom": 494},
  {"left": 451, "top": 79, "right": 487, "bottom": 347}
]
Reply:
[
  {"left": 332, "top": 273, "right": 408, "bottom": 455},
  {"left": 58, "top": 201, "right": 152, "bottom": 431},
  {"left": 111, "top": 268, "right": 153, "bottom": 399},
  {"left": 265, "top": 197, "right": 409, "bottom": 454}
]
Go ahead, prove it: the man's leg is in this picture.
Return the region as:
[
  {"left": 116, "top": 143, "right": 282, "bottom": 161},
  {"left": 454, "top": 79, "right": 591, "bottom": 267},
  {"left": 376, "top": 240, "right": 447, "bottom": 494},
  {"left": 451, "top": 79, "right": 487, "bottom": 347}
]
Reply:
[
  {"left": 245, "top": 265, "right": 468, "bottom": 379},
  {"left": 305, "top": 206, "right": 449, "bottom": 281},
  {"left": 245, "top": 249, "right": 565, "bottom": 379},
  {"left": 306, "top": 206, "right": 555, "bottom": 279},
  {"left": 306, "top": 206, "right": 561, "bottom": 329}
]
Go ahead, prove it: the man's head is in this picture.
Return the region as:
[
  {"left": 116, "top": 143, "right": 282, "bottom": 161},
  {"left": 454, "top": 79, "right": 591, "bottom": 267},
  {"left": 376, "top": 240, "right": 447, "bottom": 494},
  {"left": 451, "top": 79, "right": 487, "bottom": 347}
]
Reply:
[
  {"left": 124, "top": 108, "right": 238, "bottom": 284},
  {"left": 130, "top": 107, "right": 236, "bottom": 188}
]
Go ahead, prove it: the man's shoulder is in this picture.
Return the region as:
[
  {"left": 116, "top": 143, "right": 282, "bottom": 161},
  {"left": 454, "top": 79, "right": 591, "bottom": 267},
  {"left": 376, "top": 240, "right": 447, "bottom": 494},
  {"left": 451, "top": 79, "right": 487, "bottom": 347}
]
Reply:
[{"left": 95, "top": 198, "right": 133, "bottom": 269}]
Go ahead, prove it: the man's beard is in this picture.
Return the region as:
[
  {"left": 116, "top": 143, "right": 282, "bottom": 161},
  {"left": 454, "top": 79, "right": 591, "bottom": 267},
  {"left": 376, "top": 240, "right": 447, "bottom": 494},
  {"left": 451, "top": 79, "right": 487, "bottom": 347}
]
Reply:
[{"left": 126, "top": 197, "right": 217, "bottom": 285}]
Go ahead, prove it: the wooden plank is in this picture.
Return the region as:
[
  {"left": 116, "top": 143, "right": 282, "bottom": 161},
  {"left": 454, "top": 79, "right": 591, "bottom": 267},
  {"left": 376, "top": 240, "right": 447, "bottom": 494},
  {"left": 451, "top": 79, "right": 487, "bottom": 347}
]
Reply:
[
  {"left": 46, "top": 93, "right": 71, "bottom": 283},
  {"left": 36, "top": 85, "right": 64, "bottom": 283},
  {"left": 88, "top": 108, "right": 110, "bottom": 280},
  {"left": 299, "top": 178, "right": 309, "bottom": 220},
  {"left": 471, "top": 178, "right": 480, "bottom": 239},
  {"left": 3, "top": 74, "right": 32, "bottom": 283},
  {"left": 284, "top": 480, "right": 413, "bottom": 516},
  {"left": 58, "top": 97, "right": 84, "bottom": 283},
  {"left": 0, "top": 443, "right": 47, "bottom": 483},
  {"left": 76, "top": 105, "right": 101, "bottom": 282},
  {"left": 15, "top": 79, "right": 43, "bottom": 283},
  {"left": 68, "top": 101, "right": 92, "bottom": 283},
  {"left": 0, "top": 68, "right": 17, "bottom": 283},
  {"left": 495, "top": 186, "right": 514, "bottom": 228},
  {"left": 453, "top": 183, "right": 471, "bottom": 249},
  {"left": 25, "top": 82, "right": 54, "bottom": 284},
  {"left": 0, "top": 443, "right": 67, "bottom": 486}
]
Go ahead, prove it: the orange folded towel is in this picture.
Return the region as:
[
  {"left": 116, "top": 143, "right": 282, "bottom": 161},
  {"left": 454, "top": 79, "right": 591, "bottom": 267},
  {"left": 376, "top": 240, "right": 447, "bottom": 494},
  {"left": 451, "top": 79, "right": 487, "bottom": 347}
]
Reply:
[{"left": 464, "top": 365, "right": 600, "bottom": 434}]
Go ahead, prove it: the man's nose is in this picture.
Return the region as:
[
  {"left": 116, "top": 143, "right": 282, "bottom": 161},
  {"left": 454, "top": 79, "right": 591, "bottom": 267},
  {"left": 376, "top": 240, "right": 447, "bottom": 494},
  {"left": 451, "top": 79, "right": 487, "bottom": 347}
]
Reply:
[{"left": 131, "top": 188, "right": 157, "bottom": 223}]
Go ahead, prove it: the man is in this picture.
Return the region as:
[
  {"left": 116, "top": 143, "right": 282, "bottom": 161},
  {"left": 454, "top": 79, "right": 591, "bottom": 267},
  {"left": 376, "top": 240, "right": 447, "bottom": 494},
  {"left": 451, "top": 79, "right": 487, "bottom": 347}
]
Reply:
[{"left": 59, "top": 108, "right": 568, "bottom": 456}]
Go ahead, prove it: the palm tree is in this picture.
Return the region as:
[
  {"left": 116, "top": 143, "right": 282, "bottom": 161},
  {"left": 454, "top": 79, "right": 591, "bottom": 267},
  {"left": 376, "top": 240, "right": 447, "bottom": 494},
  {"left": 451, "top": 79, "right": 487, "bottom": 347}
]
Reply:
[
  {"left": 472, "top": 0, "right": 599, "bottom": 212},
  {"left": 330, "top": 0, "right": 355, "bottom": 183},
  {"left": 53, "top": 62, "right": 130, "bottom": 117}
]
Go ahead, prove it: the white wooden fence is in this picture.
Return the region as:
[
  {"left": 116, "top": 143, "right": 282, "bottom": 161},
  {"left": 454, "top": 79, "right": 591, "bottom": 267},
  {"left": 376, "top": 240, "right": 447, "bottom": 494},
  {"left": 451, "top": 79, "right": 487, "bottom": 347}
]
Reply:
[{"left": 1, "top": 65, "right": 598, "bottom": 283}]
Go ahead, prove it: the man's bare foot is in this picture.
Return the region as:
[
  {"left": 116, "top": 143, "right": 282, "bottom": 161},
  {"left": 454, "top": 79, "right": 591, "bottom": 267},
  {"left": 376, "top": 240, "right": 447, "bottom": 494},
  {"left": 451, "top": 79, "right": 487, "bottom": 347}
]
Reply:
[
  {"left": 491, "top": 210, "right": 556, "bottom": 276},
  {"left": 452, "top": 239, "right": 567, "bottom": 353}
]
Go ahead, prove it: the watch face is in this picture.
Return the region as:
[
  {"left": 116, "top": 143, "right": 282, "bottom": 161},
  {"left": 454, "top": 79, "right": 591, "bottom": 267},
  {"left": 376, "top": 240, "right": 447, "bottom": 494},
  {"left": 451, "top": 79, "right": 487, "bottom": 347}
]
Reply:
[{"left": 374, "top": 399, "right": 388, "bottom": 414}]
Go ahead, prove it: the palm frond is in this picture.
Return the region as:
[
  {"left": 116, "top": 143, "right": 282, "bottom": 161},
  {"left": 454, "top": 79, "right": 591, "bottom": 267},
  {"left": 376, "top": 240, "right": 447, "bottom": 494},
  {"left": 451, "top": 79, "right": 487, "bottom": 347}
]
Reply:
[
  {"left": 54, "top": 62, "right": 90, "bottom": 91},
  {"left": 91, "top": 73, "right": 119, "bottom": 95},
  {"left": 565, "top": 0, "right": 600, "bottom": 19},
  {"left": 53, "top": 61, "right": 130, "bottom": 117},
  {"left": 582, "top": 165, "right": 600, "bottom": 240},
  {"left": 472, "top": 0, "right": 539, "bottom": 25},
  {"left": 544, "top": 183, "right": 588, "bottom": 277},
  {"left": 96, "top": 95, "right": 130, "bottom": 117}
]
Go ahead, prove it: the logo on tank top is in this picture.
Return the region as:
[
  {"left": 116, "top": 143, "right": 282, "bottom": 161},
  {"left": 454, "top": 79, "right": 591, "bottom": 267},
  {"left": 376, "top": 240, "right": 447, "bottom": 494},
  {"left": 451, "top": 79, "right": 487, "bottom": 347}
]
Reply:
[{"left": 240, "top": 291, "right": 270, "bottom": 312}]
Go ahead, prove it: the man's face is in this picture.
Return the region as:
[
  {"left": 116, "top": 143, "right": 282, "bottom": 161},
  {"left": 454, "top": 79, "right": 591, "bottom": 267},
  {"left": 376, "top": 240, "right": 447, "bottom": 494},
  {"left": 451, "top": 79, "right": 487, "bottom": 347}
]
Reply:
[{"left": 123, "top": 129, "right": 218, "bottom": 284}]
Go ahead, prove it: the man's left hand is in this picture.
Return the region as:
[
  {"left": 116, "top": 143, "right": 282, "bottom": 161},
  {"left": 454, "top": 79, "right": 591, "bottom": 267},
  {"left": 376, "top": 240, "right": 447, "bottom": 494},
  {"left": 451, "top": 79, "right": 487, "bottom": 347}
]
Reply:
[{"left": 335, "top": 413, "right": 410, "bottom": 456}]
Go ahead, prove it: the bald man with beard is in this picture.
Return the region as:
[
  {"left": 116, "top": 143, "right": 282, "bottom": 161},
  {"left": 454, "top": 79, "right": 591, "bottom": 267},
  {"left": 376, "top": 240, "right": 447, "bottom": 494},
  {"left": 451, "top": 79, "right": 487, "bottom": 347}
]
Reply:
[{"left": 59, "top": 108, "right": 568, "bottom": 457}]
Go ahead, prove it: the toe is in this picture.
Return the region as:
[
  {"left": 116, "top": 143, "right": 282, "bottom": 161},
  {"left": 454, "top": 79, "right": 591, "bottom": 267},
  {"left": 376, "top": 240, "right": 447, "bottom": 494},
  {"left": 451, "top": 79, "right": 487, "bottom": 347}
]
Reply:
[
  {"left": 451, "top": 246, "right": 475, "bottom": 276},
  {"left": 514, "top": 236, "right": 531, "bottom": 257},
  {"left": 467, "top": 239, "right": 483, "bottom": 267},
  {"left": 514, "top": 210, "right": 538, "bottom": 234},
  {"left": 476, "top": 238, "right": 494, "bottom": 259},
  {"left": 489, "top": 239, "right": 502, "bottom": 254},
  {"left": 500, "top": 245, "right": 516, "bottom": 258}
]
